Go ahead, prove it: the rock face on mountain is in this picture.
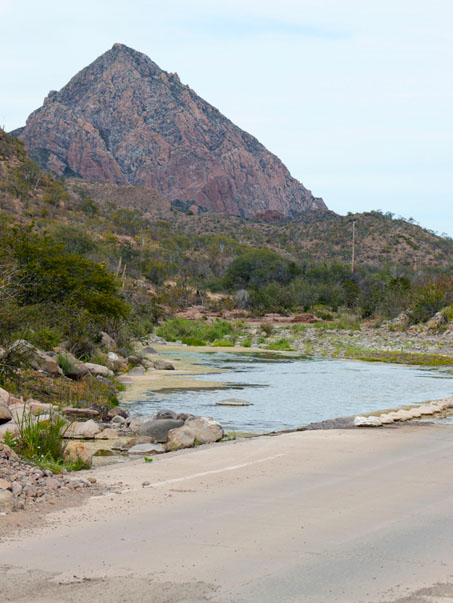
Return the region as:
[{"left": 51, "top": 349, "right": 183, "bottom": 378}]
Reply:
[{"left": 14, "top": 43, "right": 326, "bottom": 217}]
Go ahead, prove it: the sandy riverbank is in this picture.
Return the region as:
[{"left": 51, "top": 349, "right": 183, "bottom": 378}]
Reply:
[{"left": 119, "top": 343, "right": 279, "bottom": 403}]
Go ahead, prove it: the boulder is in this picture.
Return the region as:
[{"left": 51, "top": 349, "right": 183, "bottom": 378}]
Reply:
[
  {"left": 101, "top": 331, "right": 117, "bottom": 351},
  {"left": 127, "top": 415, "right": 149, "bottom": 432},
  {"left": 10, "top": 339, "right": 63, "bottom": 376},
  {"left": 0, "top": 478, "right": 11, "bottom": 489},
  {"left": 154, "top": 409, "right": 177, "bottom": 420},
  {"left": 64, "top": 441, "right": 93, "bottom": 467},
  {"left": 0, "top": 421, "right": 19, "bottom": 439},
  {"left": 0, "top": 387, "right": 10, "bottom": 406},
  {"left": 95, "top": 428, "right": 119, "bottom": 440},
  {"left": 138, "top": 346, "right": 159, "bottom": 357},
  {"left": 128, "top": 442, "right": 165, "bottom": 455},
  {"left": 8, "top": 403, "right": 27, "bottom": 423},
  {"left": 127, "top": 366, "right": 146, "bottom": 376},
  {"left": 108, "top": 407, "right": 128, "bottom": 419},
  {"left": 66, "top": 362, "right": 90, "bottom": 380},
  {"left": 184, "top": 416, "right": 224, "bottom": 443},
  {"left": 165, "top": 426, "right": 196, "bottom": 451},
  {"left": 140, "top": 359, "right": 155, "bottom": 369},
  {"left": 84, "top": 362, "right": 114, "bottom": 377},
  {"left": 418, "top": 404, "right": 434, "bottom": 416},
  {"left": 354, "top": 416, "right": 382, "bottom": 427},
  {"left": 216, "top": 398, "right": 253, "bottom": 407},
  {"left": 64, "top": 419, "right": 101, "bottom": 439},
  {"left": 0, "top": 489, "right": 14, "bottom": 513},
  {"left": 137, "top": 418, "right": 185, "bottom": 442},
  {"left": 152, "top": 359, "right": 175, "bottom": 371},
  {"left": 407, "top": 408, "right": 422, "bottom": 418},
  {"left": 429, "top": 403, "right": 442, "bottom": 413},
  {"left": 379, "top": 414, "right": 394, "bottom": 424},
  {"left": 26, "top": 400, "right": 58, "bottom": 415},
  {"left": 124, "top": 436, "right": 154, "bottom": 449},
  {"left": 0, "top": 443, "right": 19, "bottom": 460},
  {"left": 0, "top": 402, "right": 12, "bottom": 423},
  {"left": 394, "top": 409, "right": 413, "bottom": 422},
  {"left": 436, "top": 400, "right": 452, "bottom": 410},
  {"left": 62, "top": 407, "right": 99, "bottom": 418}
]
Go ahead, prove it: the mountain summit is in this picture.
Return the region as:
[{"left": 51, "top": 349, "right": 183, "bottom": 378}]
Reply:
[{"left": 14, "top": 43, "right": 326, "bottom": 217}]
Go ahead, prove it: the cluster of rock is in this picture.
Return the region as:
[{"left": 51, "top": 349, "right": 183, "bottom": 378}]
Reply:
[
  {"left": 354, "top": 398, "right": 453, "bottom": 427},
  {"left": 124, "top": 410, "right": 224, "bottom": 453},
  {"left": 0, "top": 442, "right": 96, "bottom": 514}
]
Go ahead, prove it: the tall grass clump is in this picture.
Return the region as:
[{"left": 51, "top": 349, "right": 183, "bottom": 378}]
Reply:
[{"left": 14, "top": 410, "right": 68, "bottom": 467}]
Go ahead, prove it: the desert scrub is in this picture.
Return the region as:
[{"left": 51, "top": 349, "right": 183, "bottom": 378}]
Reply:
[
  {"left": 212, "top": 339, "right": 235, "bottom": 347},
  {"left": 156, "top": 318, "right": 243, "bottom": 346},
  {"left": 336, "top": 314, "right": 361, "bottom": 330},
  {"left": 266, "top": 338, "right": 293, "bottom": 351},
  {"left": 4, "top": 371, "right": 119, "bottom": 413},
  {"left": 56, "top": 351, "right": 76, "bottom": 376},
  {"left": 344, "top": 348, "right": 453, "bottom": 367}
]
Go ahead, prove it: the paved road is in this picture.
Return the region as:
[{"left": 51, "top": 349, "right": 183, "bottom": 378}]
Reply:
[{"left": 2, "top": 425, "right": 453, "bottom": 602}]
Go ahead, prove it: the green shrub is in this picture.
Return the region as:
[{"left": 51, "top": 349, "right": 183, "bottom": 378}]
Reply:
[
  {"left": 157, "top": 318, "right": 236, "bottom": 345},
  {"left": 27, "top": 326, "right": 61, "bottom": 350},
  {"left": 260, "top": 323, "right": 274, "bottom": 336},
  {"left": 266, "top": 338, "right": 293, "bottom": 351},
  {"left": 181, "top": 336, "right": 206, "bottom": 346},
  {"left": 56, "top": 352, "right": 76, "bottom": 376},
  {"left": 336, "top": 314, "right": 361, "bottom": 330},
  {"left": 212, "top": 339, "right": 234, "bottom": 347}
]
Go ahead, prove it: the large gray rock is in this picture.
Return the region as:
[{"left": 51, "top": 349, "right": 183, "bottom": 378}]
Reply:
[
  {"left": 11, "top": 339, "right": 63, "bottom": 376},
  {"left": 127, "top": 366, "right": 145, "bottom": 376},
  {"left": 139, "top": 346, "right": 159, "bottom": 357},
  {"left": 154, "top": 409, "right": 177, "bottom": 420},
  {"left": 185, "top": 417, "right": 224, "bottom": 444},
  {"left": 152, "top": 359, "right": 175, "bottom": 371},
  {"left": 0, "top": 489, "right": 14, "bottom": 513},
  {"left": 64, "top": 419, "right": 101, "bottom": 439},
  {"left": 137, "top": 418, "right": 184, "bottom": 442},
  {"left": 128, "top": 443, "right": 165, "bottom": 455},
  {"left": 66, "top": 362, "right": 90, "bottom": 380},
  {"left": 84, "top": 362, "right": 114, "bottom": 377}
]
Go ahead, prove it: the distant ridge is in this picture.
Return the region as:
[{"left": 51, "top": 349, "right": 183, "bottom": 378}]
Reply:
[{"left": 14, "top": 43, "right": 326, "bottom": 217}]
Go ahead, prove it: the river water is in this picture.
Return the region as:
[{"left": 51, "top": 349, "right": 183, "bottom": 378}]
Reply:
[{"left": 128, "top": 349, "right": 453, "bottom": 433}]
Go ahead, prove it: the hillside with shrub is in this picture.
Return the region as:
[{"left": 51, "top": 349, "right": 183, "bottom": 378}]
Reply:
[{"left": 1, "top": 126, "right": 453, "bottom": 352}]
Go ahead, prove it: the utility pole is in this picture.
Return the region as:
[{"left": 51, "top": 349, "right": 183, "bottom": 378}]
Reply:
[{"left": 351, "top": 221, "right": 356, "bottom": 273}]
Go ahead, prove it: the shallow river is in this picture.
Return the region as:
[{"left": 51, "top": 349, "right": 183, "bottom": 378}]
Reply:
[{"left": 128, "top": 349, "right": 453, "bottom": 433}]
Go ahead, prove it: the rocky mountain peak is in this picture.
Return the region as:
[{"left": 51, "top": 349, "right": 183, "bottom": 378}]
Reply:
[{"left": 15, "top": 44, "right": 327, "bottom": 217}]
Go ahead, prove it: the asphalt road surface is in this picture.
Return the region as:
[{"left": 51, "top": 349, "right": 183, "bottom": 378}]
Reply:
[{"left": 2, "top": 425, "right": 453, "bottom": 602}]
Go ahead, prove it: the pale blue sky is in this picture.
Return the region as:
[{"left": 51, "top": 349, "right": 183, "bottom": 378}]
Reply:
[{"left": 1, "top": 0, "right": 452, "bottom": 236}]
